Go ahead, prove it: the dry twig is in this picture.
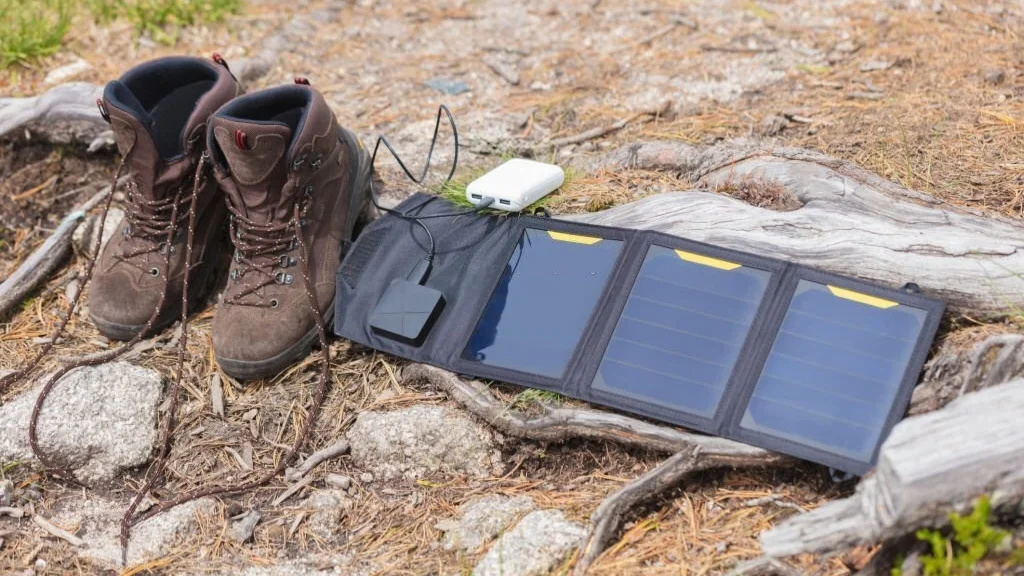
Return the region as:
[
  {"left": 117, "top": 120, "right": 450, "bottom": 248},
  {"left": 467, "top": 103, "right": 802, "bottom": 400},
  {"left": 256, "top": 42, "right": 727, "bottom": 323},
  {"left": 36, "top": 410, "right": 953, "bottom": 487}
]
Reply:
[
  {"left": 403, "top": 364, "right": 787, "bottom": 572},
  {"left": 286, "top": 438, "right": 350, "bottom": 481},
  {"left": 547, "top": 101, "right": 671, "bottom": 148},
  {"left": 32, "top": 514, "right": 86, "bottom": 547}
]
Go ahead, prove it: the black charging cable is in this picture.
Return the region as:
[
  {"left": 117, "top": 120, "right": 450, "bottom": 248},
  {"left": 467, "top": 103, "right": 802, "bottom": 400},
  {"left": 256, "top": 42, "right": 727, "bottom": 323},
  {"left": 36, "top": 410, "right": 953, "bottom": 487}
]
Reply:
[{"left": 367, "top": 105, "right": 494, "bottom": 285}]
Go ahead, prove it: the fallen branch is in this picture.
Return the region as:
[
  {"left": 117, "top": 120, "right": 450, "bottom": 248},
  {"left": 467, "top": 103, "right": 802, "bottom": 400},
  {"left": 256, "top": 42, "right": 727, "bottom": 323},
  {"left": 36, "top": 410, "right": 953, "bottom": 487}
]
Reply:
[
  {"left": 547, "top": 102, "right": 671, "bottom": 148},
  {"left": 574, "top": 445, "right": 784, "bottom": 575},
  {"left": 0, "top": 507, "right": 25, "bottom": 518},
  {"left": 32, "top": 514, "right": 85, "bottom": 547},
  {"left": 403, "top": 364, "right": 787, "bottom": 571},
  {"left": 285, "top": 438, "right": 350, "bottom": 481},
  {"left": 579, "top": 141, "right": 1024, "bottom": 313},
  {"left": 0, "top": 185, "right": 113, "bottom": 321},
  {"left": 760, "top": 379, "right": 1024, "bottom": 558},
  {"left": 0, "top": 83, "right": 105, "bottom": 146},
  {"left": 403, "top": 364, "right": 781, "bottom": 459}
]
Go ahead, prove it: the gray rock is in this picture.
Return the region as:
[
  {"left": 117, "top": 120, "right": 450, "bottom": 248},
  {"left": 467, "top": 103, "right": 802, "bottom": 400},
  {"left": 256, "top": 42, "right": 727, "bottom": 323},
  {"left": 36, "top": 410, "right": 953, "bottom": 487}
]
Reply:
[
  {"left": 0, "top": 363, "right": 163, "bottom": 483},
  {"left": 54, "top": 496, "right": 216, "bottom": 567},
  {"left": 472, "top": 510, "right": 585, "bottom": 576},
  {"left": 232, "top": 510, "right": 262, "bottom": 543},
  {"left": 436, "top": 494, "right": 535, "bottom": 552},
  {"left": 347, "top": 405, "right": 501, "bottom": 481},
  {"left": 984, "top": 68, "right": 1006, "bottom": 85},
  {"left": 302, "top": 490, "right": 352, "bottom": 540},
  {"left": 72, "top": 207, "right": 124, "bottom": 256},
  {"left": 758, "top": 115, "right": 789, "bottom": 136},
  {"left": 325, "top": 473, "right": 351, "bottom": 490},
  {"left": 359, "top": 472, "right": 374, "bottom": 484},
  {"left": 0, "top": 479, "right": 12, "bottom": 506},
  {"left": 424, "top": 78, "right": 470, "bottom": 95}
]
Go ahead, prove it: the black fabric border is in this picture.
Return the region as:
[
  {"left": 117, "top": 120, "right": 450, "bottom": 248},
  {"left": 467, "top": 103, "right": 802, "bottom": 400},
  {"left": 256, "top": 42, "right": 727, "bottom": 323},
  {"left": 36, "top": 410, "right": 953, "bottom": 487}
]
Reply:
[{"left": 333, "top": 195, "right": 946, "bottom": 475}]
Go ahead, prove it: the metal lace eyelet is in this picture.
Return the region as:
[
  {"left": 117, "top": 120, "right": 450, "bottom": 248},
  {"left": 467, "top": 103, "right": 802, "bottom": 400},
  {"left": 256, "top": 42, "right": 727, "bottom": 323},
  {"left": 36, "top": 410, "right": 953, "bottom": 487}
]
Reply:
[
  {"left": 158, "top": 242, "right": 167, "bottom": 255},
  {"left": 234, "top": 251, "right": 241, "bottom": 263},
  {"left": 230, "top": 269, "right": 239, "bottom": 281},
  {"left": 270, "top": 299, "right": 280, "bottom": 308},
  {"left": 279, "top": 255, "right": 295, "bottom": 268},
  {"left": 303, "top": 184, "right": 314, "bottom": 197},
  {"left": 275, "top": 272, "right": 294, "bottom": 285},
  {"left": 311, "top": 155, "right": 323, "bottom": 169},
  {"left": 292, "top": 156, "right": 306, "bottom": 170},
  {"left": 149, "top": 268, "right": 160, "bottom": 277},
  {"left": 122, "top": 226, "right": 131, "bottom": 238}
]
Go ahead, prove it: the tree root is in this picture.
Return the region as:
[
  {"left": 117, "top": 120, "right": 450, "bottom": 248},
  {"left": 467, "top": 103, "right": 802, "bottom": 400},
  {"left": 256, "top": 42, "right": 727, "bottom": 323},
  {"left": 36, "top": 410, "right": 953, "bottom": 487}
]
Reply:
[{"left": 402, "top": 364, "right": 789, "bottom": 573}]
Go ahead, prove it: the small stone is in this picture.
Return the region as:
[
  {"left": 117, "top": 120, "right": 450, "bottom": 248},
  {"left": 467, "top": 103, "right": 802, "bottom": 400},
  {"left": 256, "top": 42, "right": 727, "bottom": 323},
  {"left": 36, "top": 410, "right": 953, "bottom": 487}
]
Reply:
[
  {"left": 325, "top": 474, "right": 351, "bottom": 491},
  {"left": 716, "top": 541, "right": 728, "bottom": 553},
  {"left": 360, "top": 472, "right": 374, "bottom": 484},
  {"left": 984, "top": 68, "right": 1006, "bottom": 85},
  {"left": 758, "top": 115, "right": 789, "bottom": 136},
  {"left": 424, "top": 78, "right": 470, "bottom": 95},
  {"left": 347, "top": 405, "right": 501, "bottom": 481},
  {"left": 874, "top": 11, "right": 891, "bottom": 24},
  {"left": 437, "top": 495, "right": 536, "bottom": 552},
  {"left": 859, "top": 60, "right": 892, "bottom": 72},
  {"left": 231, "top": 510, "right": 261, "bottom": 543},
  {"left": 34, "top": 558, "right": 45, "bottom": 571},
  {"left": 0, "top": 479, "right": 13, "bottom": 506},
  {"left": 472, "top": 510, "right": 585, "bottom": 576},
  {"left": 302, "top": 490, "right": 352, "bottom": 540}
]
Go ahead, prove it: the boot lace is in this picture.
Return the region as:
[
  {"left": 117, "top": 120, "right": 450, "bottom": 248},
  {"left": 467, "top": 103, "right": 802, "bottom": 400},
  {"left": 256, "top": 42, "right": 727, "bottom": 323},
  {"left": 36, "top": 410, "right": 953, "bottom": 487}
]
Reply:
[
  {"left": 223, "top": 159, "right": 319, "bottom": 307},
  {"left": 114, "top": 175, "right": 197, "bottom": 273}
]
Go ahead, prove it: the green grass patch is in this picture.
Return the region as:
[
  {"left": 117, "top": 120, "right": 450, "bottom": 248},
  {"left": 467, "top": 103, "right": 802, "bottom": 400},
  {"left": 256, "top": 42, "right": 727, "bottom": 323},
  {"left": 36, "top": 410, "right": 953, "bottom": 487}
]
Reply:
[
  {"left": 0, "top": 0, "right": 72, "bottom": 69},
  {"left": 89, "top": 0, "right": 242, "bottom": 43},
  {"left": 892, "top": 496, "right": 1010, "bottom": 576},
  {"left": 512, "top": 388, "right": 564, "bottom": 410},
  {"left": 1, "top": 0, "right": 242, "bottom": 69}
]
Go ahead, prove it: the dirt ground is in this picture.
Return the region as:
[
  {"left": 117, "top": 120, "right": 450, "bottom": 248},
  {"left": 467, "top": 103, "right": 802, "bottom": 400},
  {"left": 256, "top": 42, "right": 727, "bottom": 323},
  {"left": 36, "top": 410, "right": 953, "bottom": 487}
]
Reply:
[{"left": 1, "top": 0, "right": 1023, "bottom": 574}]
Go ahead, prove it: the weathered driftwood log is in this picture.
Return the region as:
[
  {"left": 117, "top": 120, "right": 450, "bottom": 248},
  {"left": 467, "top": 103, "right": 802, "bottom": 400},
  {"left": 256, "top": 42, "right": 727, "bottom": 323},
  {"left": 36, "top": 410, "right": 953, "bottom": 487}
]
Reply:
[
  {"left": 576, "top": 141, "right": 1024, "bottom": 314},
  {"left": 760, "top": 379, "right": 1024, "bottom": 558},
  {"left": 911, "top": 332, "right": 1024, "bottom": 416},
  {"left": 0, "top": 83, "right": 106, "bottom": 147}
]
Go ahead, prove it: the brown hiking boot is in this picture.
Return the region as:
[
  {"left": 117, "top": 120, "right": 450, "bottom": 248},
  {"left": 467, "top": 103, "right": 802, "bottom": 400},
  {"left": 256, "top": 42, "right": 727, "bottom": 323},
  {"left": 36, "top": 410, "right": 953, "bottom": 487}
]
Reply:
[
  {"left": 208, "top": 84, "right": 372, "bottom": 380},
  {"left": 89, "top": 56, "right": 242, "bottom": 340}
]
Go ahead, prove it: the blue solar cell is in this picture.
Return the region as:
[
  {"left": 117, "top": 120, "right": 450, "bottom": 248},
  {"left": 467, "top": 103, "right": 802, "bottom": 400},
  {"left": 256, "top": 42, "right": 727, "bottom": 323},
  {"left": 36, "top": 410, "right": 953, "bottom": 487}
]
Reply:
[
  {"left": 464, "top": 229, "right": 622, "bottom": 378},
  {"left": 592, "top": 246, "right": 771, "bottom": 416},
  {"left": 740, "top": 280, "right": 928, "bottom": 461}
]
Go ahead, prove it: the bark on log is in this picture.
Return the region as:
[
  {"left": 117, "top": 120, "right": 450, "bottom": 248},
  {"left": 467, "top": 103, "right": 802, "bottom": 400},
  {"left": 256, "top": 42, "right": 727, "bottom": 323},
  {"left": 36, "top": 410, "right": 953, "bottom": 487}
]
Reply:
[
  {"left": 578, "top": 141, "right": 1024, "bottom": 314},
  {"left": 759, "top": 378, "right": 1024, "bottom": 558},
  {"left": 0, "top": 83, "right": 107, "bottom": 147}
]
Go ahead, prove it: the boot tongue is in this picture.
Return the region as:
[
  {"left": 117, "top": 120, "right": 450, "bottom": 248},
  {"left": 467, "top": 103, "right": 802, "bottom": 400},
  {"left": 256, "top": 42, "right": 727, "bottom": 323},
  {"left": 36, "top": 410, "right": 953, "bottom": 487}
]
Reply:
[
  {"left": 103, "top": 81, "right": 164, "bottom": 199},
  {"left": 211, "top": 116, "right": 294, "bottom": 225}
]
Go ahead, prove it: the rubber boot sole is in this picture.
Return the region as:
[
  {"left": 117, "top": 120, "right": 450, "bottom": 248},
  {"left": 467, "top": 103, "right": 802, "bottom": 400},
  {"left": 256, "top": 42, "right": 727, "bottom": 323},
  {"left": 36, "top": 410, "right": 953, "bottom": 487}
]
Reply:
[{"left": 215, "top": 126, "right": 373, "bottom": 380}]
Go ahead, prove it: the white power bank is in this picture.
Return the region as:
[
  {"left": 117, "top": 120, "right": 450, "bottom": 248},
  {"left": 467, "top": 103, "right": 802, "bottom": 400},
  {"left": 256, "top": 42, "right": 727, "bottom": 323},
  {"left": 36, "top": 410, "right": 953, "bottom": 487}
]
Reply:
[{"left": 465, "top": 159, "right": 564, "bottom": 212}]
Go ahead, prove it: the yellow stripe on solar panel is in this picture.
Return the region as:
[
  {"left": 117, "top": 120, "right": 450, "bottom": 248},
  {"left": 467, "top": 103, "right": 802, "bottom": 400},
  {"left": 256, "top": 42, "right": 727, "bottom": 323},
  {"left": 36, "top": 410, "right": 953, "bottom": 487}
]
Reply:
[
  {"left": 827, "top": 286, "right": 899, "bottom": 309},
  {"left": 674, "top": 250, "right": 741, "bottom": 270},
  {"left": 547, "top": 231, "right": 603, "bottom": 245}
]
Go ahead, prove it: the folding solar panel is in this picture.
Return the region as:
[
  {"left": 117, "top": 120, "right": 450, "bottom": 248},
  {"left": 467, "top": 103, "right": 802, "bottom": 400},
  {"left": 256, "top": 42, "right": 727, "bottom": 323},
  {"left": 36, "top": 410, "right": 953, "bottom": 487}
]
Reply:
[
  {"left": 464, "top": 229, "right": 623, "bottom": 378},
  {"left": 733, "top": 276, "right": 936, "bottom": 473},
  {"left": 334, "top": 194, "right": 944, "bottom": 475},
  {"left": 592, "top": 246, "right": 771, "bottom": 418}
]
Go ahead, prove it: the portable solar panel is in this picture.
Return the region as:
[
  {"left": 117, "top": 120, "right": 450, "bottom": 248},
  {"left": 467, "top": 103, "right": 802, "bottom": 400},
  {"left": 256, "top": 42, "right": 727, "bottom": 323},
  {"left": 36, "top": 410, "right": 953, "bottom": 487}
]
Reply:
[
  {"left": 592, "top": 246, "right": 771, "bottom": 418},
  {"left": 464, "top": 229, "right": 623, "bottom": 378},
  {"left": 334, "top": 194, "right": 944, "bottom": 475}
]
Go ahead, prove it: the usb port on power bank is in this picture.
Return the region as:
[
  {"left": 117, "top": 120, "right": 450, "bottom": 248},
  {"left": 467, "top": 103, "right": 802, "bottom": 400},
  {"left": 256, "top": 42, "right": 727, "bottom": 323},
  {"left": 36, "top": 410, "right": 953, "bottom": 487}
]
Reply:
[
  {"left": 499, "top": 199, "right": 511, "bottom": 205},
  {"left": 471, "top": 194, "right": 482, "bottom": 200}
]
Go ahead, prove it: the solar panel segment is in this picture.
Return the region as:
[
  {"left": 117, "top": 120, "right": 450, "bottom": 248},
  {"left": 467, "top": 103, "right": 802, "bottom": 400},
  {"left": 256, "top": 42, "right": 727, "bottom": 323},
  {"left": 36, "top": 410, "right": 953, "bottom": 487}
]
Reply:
[
  {"left": 464, "top": 228, "right": 622, "bottom": 378},
  {"left": 592, "top": 246, "right": 771, "bottom": 416},
  {"left": 739, "top": 280, "right": 929, "bottom": 462}
]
